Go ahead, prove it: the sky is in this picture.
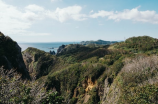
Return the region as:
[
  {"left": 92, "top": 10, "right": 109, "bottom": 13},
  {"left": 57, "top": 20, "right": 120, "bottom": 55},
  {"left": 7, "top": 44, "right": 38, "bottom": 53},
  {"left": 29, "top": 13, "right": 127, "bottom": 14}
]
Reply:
[{"left": 1, "top": 0, "right": 158, "bottom": 42}]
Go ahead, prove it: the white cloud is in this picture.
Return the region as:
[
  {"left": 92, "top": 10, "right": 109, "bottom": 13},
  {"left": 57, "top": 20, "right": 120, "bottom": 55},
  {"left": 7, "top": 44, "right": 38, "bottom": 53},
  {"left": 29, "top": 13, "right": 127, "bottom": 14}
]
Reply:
[
  {"left": 0, "top": 0, "right": 50, "bottom": 36},
  {"left": 90, "top": 7, "right": 158, "bottom": 24},
  {"left": 0, "top": 0, "right": 86, "bottom": 38},
  {"left": 1, "top": 0, "right": 158, "bottom": 40},
  {"left": 0, "top": 0, "right": 87, "bottom": 38},
  {"left": 24, "top": 4, "right": 45, "bottom": 21},
  {"left": 22, "top": 11, "right": 39, "bottom": 21},
  {"left": 51, "top": 0, "right": 62, "bottom": 3},
  {"left": 25, "top": 4, "right": 44, "bottom": 12},
  {"left": 90, "top": 10, "right": 113, "bottom": 18},
  {"left": 90, "top": 10, "right": 94, "bottom": 13},
  {"left": 46, "top": 6, "right": 87, "bottom": 22},
  {"left": 0, "top": 0, "right": 31, "bottom": 35}
]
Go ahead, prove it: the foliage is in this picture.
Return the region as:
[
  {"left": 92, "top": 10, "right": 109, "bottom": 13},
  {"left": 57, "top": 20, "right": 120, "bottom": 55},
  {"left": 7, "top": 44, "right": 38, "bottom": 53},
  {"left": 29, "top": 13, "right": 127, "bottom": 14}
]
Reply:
[
  {"left": 2, "top": 34, "right": 158, "bottom": 104},
  {"left": 118, "top": 55, "right": 158, "bottom": 104},
  {"left": 114, "top": 36, "right": 158, "bottom": 53},
  {"left": 0, "top": 68, "right": 63, "bottom": 104},
  {"left": 41, "top": 91, "right": 64, "bottom": 104},
  {"left": 126, "top": 84, "right": 158, "bottom": 104}
]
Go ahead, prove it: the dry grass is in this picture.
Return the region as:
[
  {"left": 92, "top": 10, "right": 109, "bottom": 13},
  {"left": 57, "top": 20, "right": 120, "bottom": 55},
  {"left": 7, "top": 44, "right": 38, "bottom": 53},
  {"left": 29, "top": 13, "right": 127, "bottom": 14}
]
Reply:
[
  {"left": 0, "top": 67, "right": 49, "bottom": 104},
  {"left": 122, "top": 55, "right": 158, "bottom": 74}
]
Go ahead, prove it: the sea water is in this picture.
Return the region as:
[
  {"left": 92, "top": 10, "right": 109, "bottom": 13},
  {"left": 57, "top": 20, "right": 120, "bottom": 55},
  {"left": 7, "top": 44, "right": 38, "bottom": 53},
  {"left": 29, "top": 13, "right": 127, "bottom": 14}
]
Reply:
[{"left": 18, "top": 42, "right": 80, "bottom": 53}]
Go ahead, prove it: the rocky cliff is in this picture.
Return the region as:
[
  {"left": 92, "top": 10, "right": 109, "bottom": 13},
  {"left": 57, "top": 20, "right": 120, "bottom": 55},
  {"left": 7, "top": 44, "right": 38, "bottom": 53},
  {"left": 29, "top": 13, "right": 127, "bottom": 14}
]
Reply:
[
  {"left": 22, "top": 47, "right": 58, "bottom": 79},
  {"left": 0, "top": 32, "right": 30, "bottom": 79}
]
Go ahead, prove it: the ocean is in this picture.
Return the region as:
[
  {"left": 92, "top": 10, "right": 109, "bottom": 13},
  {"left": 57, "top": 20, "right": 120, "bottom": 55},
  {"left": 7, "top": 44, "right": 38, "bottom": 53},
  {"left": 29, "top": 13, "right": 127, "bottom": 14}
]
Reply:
[{"left": 18, "top": 42, "right": 80, "bottom": 53}]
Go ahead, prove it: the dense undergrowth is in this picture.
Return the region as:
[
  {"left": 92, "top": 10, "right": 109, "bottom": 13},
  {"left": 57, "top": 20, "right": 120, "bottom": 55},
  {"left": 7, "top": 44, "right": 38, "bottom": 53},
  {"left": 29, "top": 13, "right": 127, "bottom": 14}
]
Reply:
[
  {"left": 0, "top": 68, "right": 64, "bottom": 104},
  {"left": 117, "top": 55, "right": 158, "bottom": 104},
  {"left": 1, "top": 34, "right": 158, "bottom": 104},
  {"left": 113, "top": 36, "right": 158, "bottom": 53}
]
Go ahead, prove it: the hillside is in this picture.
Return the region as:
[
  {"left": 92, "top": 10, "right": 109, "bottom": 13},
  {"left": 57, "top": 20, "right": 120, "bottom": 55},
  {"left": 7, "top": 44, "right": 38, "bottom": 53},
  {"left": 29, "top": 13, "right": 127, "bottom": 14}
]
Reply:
[
  {"left": 0, "top": 32, "right": 30, "bottom": 79},
  {"left": 80, "top": 40, "right": 117, "bottom": 46},
  {"left": 1, "top": 34, "right": 158, "bottom": 104},
  {"left": 109, "top": 36, "right": 158, "bottom": 53}
]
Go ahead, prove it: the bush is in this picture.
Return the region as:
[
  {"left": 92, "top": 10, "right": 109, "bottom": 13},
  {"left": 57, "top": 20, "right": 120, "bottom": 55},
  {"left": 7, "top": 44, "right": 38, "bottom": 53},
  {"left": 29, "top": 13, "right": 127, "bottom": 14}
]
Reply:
[{"left": 118, "top": 55, "right": 158, "bottom": 103}]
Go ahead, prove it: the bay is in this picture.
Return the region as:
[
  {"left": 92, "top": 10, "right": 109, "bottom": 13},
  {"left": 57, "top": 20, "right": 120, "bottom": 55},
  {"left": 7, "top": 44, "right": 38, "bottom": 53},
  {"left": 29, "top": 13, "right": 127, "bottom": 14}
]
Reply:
[{"left": 18, "top": 42, "right": 80, "bottom": 53}]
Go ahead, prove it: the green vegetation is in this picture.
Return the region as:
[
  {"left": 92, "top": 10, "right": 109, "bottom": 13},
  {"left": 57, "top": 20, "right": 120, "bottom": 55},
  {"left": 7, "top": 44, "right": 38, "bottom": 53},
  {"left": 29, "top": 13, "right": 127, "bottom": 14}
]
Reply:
[
  {"left": 116, "top": 55, "right": 158, "bottom": 104},
  {"left": 113, "top": 36, "right": 158, "bottom": 53},
  {"left": 0, "top": 68, "right": 64, "bottom": 104},
  {"left": 1, "top": 35, "right": 158, "bottom": 104}
]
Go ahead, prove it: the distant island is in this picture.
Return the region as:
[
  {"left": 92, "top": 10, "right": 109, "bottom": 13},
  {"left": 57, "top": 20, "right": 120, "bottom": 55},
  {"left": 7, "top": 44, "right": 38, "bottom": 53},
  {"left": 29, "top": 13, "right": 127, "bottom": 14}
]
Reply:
[{"left": 80, "top": 39, "right": 118, "bottom": 45}]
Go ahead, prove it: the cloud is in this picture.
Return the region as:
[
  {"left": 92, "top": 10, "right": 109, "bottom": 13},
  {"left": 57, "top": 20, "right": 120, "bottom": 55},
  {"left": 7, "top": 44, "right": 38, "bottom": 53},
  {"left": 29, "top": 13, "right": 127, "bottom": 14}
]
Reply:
[
  {"left": 25, "top": 5, "right": 87, "bottom": 23},
  {"left": 25, "top": 4, "right": 44, "bottom": 12},
  {"left": 51, "top": 0, "right": 62, "bottom": 3},
  {"left": 90, "top": 10, "right": 94, "bottom": 13},
  {"left": 90, "top": 7, "right": 158, "bottom": 24},
  {"left": 0, "top": 0, "right": 31, "bottom": 35},
  {"left": 1, "top": 0, "right": 158, "bottom": 40},
  {"left": 24, "top": 4, "right": 45, "bottom": 21},
  {"left": 22, "top": 11, "right": 39, "bottom": 21},
  {"left": 90, "top": 11, "right": 113, "bottom": 18},
  {"left": 46, "top": 6, "right": 87, "bottom": 22},
  {"left": 0, "top": 1, "right": 50, "bottom": 36},
  {"left": 0, "top": 0, "right": 86, "bottom": 37}
]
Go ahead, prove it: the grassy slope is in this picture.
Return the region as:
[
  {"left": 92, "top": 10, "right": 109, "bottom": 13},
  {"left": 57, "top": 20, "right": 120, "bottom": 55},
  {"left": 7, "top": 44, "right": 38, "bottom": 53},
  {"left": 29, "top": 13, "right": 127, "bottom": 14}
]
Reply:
[
  {"left": 3, "top": 35, "right": 158, "bottom": 104},
  {"left": 103, "top": 36, "right": 158, "bottom": 104},
  {"left": 42, "top": 43, "right": 129, "bottom": 103}
]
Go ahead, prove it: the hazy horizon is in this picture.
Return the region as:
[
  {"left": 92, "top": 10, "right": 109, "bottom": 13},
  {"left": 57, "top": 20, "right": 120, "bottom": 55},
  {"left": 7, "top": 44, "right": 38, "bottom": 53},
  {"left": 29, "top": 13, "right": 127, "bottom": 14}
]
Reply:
[
  {"left": 1, "top": 0, "right": 158, "bottom": 42},
  {"left": 17, "top": 39, "right": 123, "bottom": 43}
]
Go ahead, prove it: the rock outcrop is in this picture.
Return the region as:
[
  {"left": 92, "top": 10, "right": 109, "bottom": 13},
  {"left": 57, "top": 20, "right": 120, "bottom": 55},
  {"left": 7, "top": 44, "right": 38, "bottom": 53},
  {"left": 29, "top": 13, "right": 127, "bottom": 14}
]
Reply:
[
  {"left": 57, "top": 45, "right": 65, "bottom": 54},
  {"left": 57, "top": 44, "right": 84, "bottom": 55},
  {"left": 49, "top": 50, "right": 56, "bottom": 55},
  {"left": 0, "top": 32, "right": 30, "bottom": 79},
  {"left": 101, "top": 77, "right": 120, "bottom": 104},
  {"left": 22, "top": 47, "right": 57, "bottom": 79}
]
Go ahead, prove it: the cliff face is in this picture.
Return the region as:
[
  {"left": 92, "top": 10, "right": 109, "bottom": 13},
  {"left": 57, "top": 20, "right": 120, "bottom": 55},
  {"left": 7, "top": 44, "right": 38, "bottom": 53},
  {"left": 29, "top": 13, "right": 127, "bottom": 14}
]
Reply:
[
  {"left": 57, "top": 44, "right": 83, "bottom": 55},
  {"left": 0, "top": 32, "right": 30, "bottom": 79},
  {"left": 22, "top": 47, "right": 57, "bottom": 79},
  {"left": 57, "top": 45, "right": 65, "bottom": 54}
]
